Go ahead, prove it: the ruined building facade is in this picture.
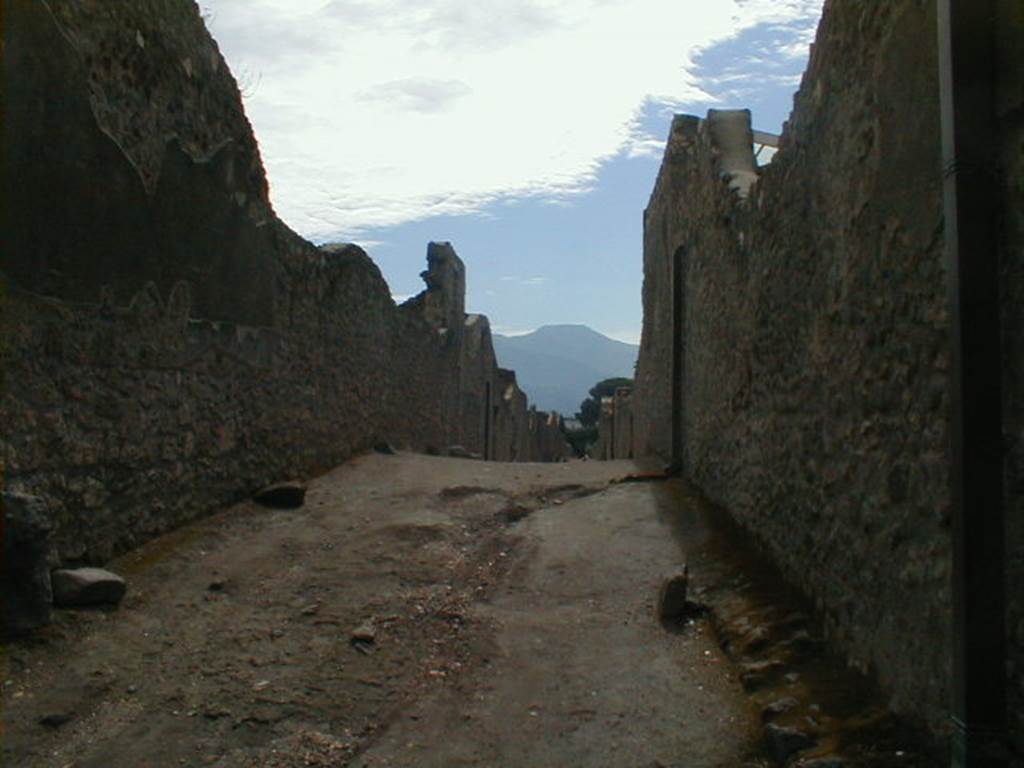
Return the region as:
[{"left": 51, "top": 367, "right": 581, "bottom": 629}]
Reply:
[
  {"left": 0, "top": 0, "right": 567, "bottom": 568},
  {"left": 631, "top": 0, "right": 1023, "bottom": 750}
]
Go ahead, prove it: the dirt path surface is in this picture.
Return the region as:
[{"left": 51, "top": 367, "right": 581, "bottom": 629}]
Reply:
[{"left": 2, "top": 454, "right": 763, "bottom": 767}]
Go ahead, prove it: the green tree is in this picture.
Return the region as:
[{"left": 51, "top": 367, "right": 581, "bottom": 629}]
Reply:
[{"left": 575, "top": 377, "right": 633, "bottom": 428}]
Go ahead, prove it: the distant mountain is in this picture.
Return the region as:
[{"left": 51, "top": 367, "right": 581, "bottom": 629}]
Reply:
[{"left": 492, "top": 325, "right": 639, "bottom": 416}]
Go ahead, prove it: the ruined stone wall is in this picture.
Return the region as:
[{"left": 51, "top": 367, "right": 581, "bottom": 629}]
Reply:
[
  {"left": 3, "top": 0, "right": 279, "bottom": 326},
  {"left": 1, "top": 0, "right": 560, "bottom": 567},
  {"left": 999, "top": 0, "right": 1024, "bottom": 750},
  {"left": 492, "top": 369, "right": 530, "bottom": 462},
  {"left": 528, "top": 411, "right": 570, "bottom": 463},
  {"left": 458, "top": 314, "right": 497, "bottom": 457},
  {"left": 593, "top": 388, "right": 634, "bottom": 460},
  {"left": 634, "top": 0, "right": 955, "bottom": 733},
  {"left": 593, "top": 398, "right": 615, "bottom": 461},
  {"left": 612, "top": 388, "right": 634, "bottom": 460}
]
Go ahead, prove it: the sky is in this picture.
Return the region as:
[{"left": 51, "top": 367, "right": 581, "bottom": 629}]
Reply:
[{"left": 202, "top": 0, "right": 824, "bottom": 343}]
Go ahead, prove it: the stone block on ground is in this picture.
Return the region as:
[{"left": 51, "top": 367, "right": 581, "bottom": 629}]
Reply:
[
  {"left": 446, "top": 445, "right": 481, "bottom": 460},
  {"left": 51, "top": 567, "right": 127, "bottom": 607},
  {"left": 656, "top": 567, "right": 689, "bottom": 626},
  {"left": 2, "top": 492, "right": 55, "bottom": 635},
  {"left": 254, "top": 480, "right": 306, "bottom": 509},
  {"left": 761, "top": 696, "right": 800, "bottom": 722},
  {"left": 763, "top": 723, "right": 816, "bottom": 764}
]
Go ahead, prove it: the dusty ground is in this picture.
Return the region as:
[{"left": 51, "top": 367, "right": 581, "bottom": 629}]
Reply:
[
  {"left": 2, "top": 453, "right": 938, "bottom": 767},
  {"left": 2, "top": 454, "right": 763, "bottom": 767}
]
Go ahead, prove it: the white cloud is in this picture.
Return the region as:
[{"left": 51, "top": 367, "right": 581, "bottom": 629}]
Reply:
[
  {"left": 203, "top": 0, "right": 821, "bottom": 239},
  {"left": 497, "top": 275, "right": 549, "bottom": 286},
  {"left": 356, "top": 77, "right": 474, "bottom": 114}
]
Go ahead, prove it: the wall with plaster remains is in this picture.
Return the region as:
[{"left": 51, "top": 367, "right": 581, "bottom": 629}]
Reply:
[
  {"left": 0, "top": 0, "right": 568, "bottom": 567},
  {"left": 633, "top": 0, "right": 1023, "bottom": 747}
]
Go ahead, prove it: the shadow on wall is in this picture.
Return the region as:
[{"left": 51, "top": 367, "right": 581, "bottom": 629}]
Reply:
[
  {"left": 631, "top": 0, "right": 1023, "bottom": 755},
  {"left": 0, "top": 1, "right": 570, "bottom": 586}
]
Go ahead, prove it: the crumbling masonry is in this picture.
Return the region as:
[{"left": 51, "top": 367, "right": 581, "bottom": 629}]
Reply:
[
  {"left": 629, "top": 0, "right": 1023, "bottom": 750},
  {"left": 0, "top": 0, "right": 567, "bottom": 570}
]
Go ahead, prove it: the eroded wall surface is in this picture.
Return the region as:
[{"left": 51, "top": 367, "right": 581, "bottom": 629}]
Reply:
[
  {"left": 635, "top": 0, "right": 1023, "bottom": 745},
  {"left": 1, "top": 0, "right": 564, "bottom": 566},
  {"left": 634, "top": 0, "right": 953, "bottom": 733}
]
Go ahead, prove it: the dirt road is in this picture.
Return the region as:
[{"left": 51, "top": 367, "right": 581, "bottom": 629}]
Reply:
[{"left": 2, "top": 453, "right": 764, "bottom": 767}]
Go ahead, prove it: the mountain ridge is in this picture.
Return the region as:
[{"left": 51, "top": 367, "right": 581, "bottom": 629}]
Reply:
[{"left": 493, "top": 324, "right": 638, "bottom": 416}]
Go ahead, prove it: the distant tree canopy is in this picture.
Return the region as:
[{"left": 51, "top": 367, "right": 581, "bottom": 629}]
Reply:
[{"left": 575, "top": 377, "right": 634, "bottom": 428}]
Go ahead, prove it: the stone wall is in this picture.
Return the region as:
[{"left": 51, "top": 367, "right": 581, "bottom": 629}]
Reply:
[
  {"left": 593, "top": 387, "right": 634, "bottom": 460},
  {"left": 634, "top": 0, "right": 953, "bottom": 734},
  {"left": 492, "top": 369, "right": 530, "bottom": 462},
  {"left": 593, "top": 397, "right": 615, "bottom": 461},
  {"left": 634, "top": 0, "right": 1023, "bottom": 746},
  {"left": 527, "top": 410, "right": 571, "bottom": 464},
  {"left": 1, "top": 0, "right": 566, "bottom": 569}
]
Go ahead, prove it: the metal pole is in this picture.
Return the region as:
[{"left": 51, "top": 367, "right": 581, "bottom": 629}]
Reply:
[{"left": 937, "top": 1, "right": 1007, "bottom": 765}]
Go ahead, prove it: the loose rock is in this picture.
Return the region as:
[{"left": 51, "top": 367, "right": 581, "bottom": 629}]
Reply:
[
  {"left": 739, "top": 659, "right": 786, "bottom": 692},
  {"left": 2, "top": 492, "right": 55, "bottom": 636},
  {"left": 51, "top": 567, "right": 127, "bottom": 607},
  {"left": 656, "top": 566, "right": 689, "bottom": 626},
  {"left": 764, "top": 723, "right": 816, "bottom": 763},
  {"left": 446, "top": 445, "right": 481, "bottom": 460},
  {"left": 761, "top": 696, "right": 800, "bottom": 722},
  {"left": 253, "top": 480, "right": 306, "bottom": 509},
  {"left": 351, "top": 621, "right": 377, "bottom": 644},
  {"left": 38, "top": 713, "right": 73, "bottom": 728}
]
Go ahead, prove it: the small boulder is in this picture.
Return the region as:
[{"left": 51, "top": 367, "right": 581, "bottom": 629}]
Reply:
[
  {"left": 656, "top": 567, "right": 689, "bottom": 626},
  {"left": 38, "top": 713, "right": 74, "bottom": 729},
  {"left": 761, "top": 697, "right": 800, "bottom": 722},
  {"left": 764, "top": 723, "right": 816, "bottom": 764},
  {"left": 254, "top": 480, "right": 306, "bottom": 509},
  {"left": 351, "top": 620, "right": 377, "bottom": 644},
  {"left": 446, "top": 445, "right": 481, "bottom": 460},
  {"left": 3, "top": 492, "right": 55, "bottom": 636},
  {"left": 51, "top": 567, "right": 127, "bottom": 607},
  {"left": 739, "top": 659, "right": 786, "bottom": 692},
  {"left": 351, "top": 620, "right": 377, "bottom": 654}
]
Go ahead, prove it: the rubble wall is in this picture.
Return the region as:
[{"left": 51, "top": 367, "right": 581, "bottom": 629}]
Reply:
[
  {"left": 634, "top": 0, "right": 954, "bottom": 731},
  {"left": 0, "top": 0, "right": 559, "bottom": 566}
]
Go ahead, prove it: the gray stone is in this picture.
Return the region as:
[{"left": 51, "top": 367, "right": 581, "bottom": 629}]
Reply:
[
  {"left": 351, "top": 621, "right": 376, "bottom": 644},
  {"left": 761, "top": 696, "right": 800, "bottom": 722},
  {"left": 51, "top": 567, "right": 126, "bottom": 607},
  {"left": 740, "top": 659, "right": 786, "bottom": 692},
  {"left": 2, "top": 492, "right": 54, "bottom": 636},
  {"left": 38, "top": 713, "right": 73, "bottom": 728},
  {"left": 254, "top": 481, "right": 306, "bottom": 509},
  {"left": 763, "top": 723, "right": 816, "bottom": 763},
  {"left": 656, "top": 567, "right": 689, "bottom": 625},
  {"left": 446, "top": 445, "right": 481, "bottom": 460}
]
